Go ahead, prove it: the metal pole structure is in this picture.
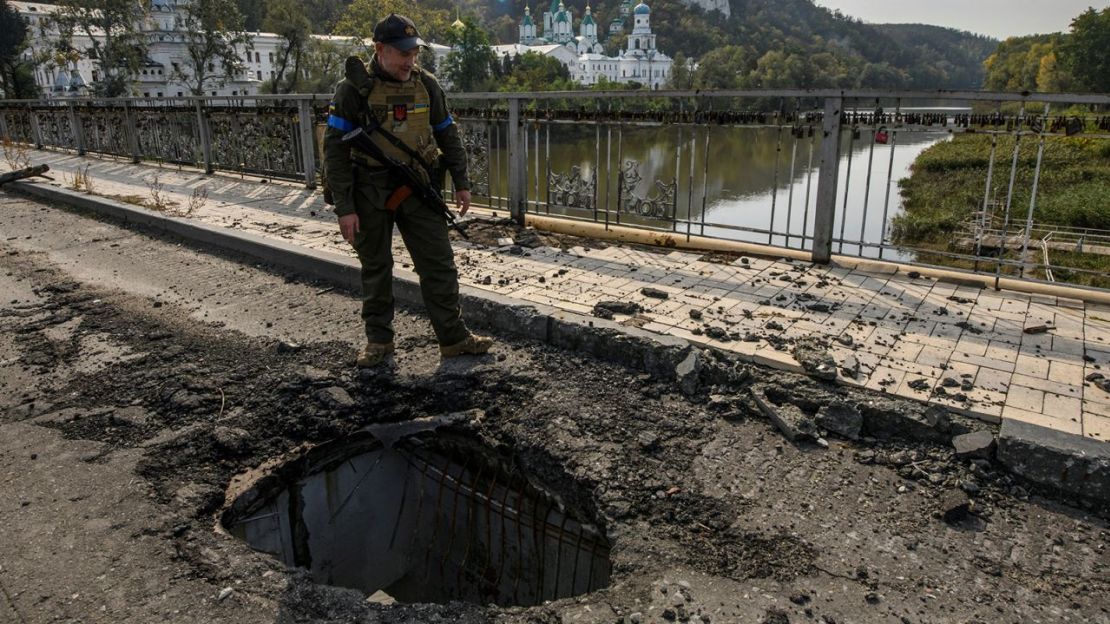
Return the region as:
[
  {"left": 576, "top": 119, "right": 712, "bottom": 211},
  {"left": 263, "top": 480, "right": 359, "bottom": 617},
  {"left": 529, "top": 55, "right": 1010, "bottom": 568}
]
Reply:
[
  {"left": 812, "top": 96, "right": 843, "bottom": 264},
  {"left": 801, "top": 129, "right": 815, "bottom": 248},
  {"left": 877, "top": 129, "right": 898, "bottom": 260},
  {"left": 837, "top": 123, "right": 856, "bottom": 253},
  {"left": 857, "top": 126, "right": 878, "bottom": 256},
  {"left": 507, "top": 97, "right": 526, "bottom": 224},
  {"left": 0, "top": 110, "right": 9, "bottom": 141},
  {"left": 195, "top": 98, "right": 214, "bottom": 174},
  {"left": 995, "top": 102, "right": 1025, "bottom": 288},
  {"left": 768, "top": 125, "right": 783, "bottom": 245},
  {"left": 974, "top": 133, "right": 999, "bottom": 270},
  {"left": 66, "top": 102, "right": 85, "bottom": 155},
  {"left": 1019, "top": 103, "right": 1050, "bottom": 277},
  {"left": 784, "top": 132, "right": 798, "bottom": 248},
  {"left": 699, "top": 126, "right": 710, "bottom": 237},
  {"left": 297, "top": 98, "right": 317, "bottom": 189},
  {"left": 29, "top": 105, "right": 43, "bottom": 149},
  {"left": 123, "top": 101, "right": 141, "bottom": 163}
]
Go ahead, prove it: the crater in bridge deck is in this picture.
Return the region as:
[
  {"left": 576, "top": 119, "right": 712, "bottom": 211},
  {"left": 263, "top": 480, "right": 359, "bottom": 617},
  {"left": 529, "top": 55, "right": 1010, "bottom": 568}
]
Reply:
[{"left": 222, "top": 425, "right": 612, "bottom": 606}]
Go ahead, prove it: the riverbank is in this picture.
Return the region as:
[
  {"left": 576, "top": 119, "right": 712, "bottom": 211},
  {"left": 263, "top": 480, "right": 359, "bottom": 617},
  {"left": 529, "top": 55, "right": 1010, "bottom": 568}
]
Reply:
[{"left": 892, "top": 133, "right": 1110, "bottom": 288}]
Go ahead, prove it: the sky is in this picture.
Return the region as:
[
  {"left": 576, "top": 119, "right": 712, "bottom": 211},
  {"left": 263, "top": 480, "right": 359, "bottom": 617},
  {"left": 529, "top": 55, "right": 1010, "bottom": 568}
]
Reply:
[{"left": 812, "top": 0, "right": 1107, "bottom": 40}]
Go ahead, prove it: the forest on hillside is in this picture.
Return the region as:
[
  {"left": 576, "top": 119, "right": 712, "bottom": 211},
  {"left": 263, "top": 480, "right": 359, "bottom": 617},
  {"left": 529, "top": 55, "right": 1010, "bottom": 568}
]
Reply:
[{"left": 235, "top": 0, "right": 999, "bottom": 90}]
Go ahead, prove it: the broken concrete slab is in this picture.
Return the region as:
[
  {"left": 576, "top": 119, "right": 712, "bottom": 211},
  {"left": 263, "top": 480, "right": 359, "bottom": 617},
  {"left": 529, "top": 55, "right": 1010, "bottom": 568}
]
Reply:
[
  {"left": 816, "top": 401, "right": 862, "bottom": 440},
  {"left": 857, "top": 398, "right": 952, "bottom": 444},
  {"left": 998, "top": 418, "right": 1110, "bottom": 503},
  {"left": 792, "top": 337, "right": 837, "bottom": 381},
  {"left": 751, "top": 385, "right": 817, "bottom": 442},
  {"left": 675, "top": 349, "right": 702, "bottom": 396},
  {"left": 595, "top": 301, "right": 642, "bottom": 316},
  {"left": 952, "top": 430, "right": 996, "bottom": 460}
]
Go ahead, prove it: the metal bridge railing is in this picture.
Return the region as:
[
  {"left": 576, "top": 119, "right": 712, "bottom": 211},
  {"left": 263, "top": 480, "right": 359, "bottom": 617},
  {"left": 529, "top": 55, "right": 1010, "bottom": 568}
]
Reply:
[{"left": 2, "top": 89, "right": 1110, "bottom": 291}]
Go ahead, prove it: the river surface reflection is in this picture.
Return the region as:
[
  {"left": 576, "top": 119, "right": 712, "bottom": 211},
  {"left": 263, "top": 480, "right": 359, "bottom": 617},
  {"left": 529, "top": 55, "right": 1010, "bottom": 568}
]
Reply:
[{"left": 471, "top": 122, "right": 949, "bottom": 260}]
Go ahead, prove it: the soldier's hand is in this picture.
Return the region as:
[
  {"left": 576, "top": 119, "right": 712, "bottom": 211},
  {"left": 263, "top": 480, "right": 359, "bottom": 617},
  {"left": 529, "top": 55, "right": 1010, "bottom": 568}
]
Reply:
[
  {"left": 338, "top": 213, "right": 360, "bottom": 244},
  {"left": 455, "top": 189, "right": 472, "bottom": 216}
]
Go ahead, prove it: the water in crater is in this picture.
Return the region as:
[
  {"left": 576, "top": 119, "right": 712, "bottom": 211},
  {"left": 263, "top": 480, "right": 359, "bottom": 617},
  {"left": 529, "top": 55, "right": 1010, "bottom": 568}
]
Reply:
[{"left": 223, "top": 426, "right": 611, "bottom": 606}]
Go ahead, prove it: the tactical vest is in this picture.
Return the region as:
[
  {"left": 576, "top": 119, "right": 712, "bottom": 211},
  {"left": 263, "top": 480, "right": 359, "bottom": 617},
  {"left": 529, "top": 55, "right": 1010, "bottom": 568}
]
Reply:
[{"left": 353, "top": 73, "right": 441, "bottom": 177}]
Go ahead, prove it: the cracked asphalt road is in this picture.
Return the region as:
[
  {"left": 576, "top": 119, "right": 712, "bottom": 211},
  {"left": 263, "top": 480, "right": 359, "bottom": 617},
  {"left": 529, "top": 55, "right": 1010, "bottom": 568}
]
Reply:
[{"left": 0, "top": 192, "right": 1107, "bottom": 624}]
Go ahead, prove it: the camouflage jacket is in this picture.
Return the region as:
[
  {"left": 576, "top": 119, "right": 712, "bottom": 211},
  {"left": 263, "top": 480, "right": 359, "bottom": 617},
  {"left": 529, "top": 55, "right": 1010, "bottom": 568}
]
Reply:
[{"left": 323, "top": 56, "right": 470, "bottom": 218}]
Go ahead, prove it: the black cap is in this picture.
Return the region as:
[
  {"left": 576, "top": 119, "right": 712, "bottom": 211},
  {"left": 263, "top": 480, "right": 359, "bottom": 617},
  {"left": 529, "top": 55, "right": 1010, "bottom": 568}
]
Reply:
[{"left": 373, "top": 14, "right": 426, "bottom": 51}]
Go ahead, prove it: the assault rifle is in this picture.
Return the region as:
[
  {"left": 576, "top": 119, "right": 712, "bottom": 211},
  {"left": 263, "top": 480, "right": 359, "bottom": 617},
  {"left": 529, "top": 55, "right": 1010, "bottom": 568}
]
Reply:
[
  {"left": 341, "top": 127, "right": 468, "bottom": 239},
  {"left": 0, "top": 164, "right": 50, "bottom": 187}
]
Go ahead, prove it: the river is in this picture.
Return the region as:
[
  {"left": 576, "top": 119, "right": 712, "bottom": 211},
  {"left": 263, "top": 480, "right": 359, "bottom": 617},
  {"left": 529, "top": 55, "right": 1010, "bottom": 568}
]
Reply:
[{"left": 469, "top": 121, "right": 950, "bottom": 260}]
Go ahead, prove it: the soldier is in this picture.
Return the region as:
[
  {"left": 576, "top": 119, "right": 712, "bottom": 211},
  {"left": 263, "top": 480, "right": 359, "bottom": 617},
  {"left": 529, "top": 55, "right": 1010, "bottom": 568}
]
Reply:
[{"left": 323, "top": 13, "right": 493, "bottom": 367}]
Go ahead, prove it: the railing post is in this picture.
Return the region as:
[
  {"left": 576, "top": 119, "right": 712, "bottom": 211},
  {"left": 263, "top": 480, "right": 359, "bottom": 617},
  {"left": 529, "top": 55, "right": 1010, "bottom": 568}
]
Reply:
[
  {"left": 28, "top": 105, "right": 43, "bottom": 149},
  {"left": 66, "top": 101, "right": 85, "bottom": 155},
  {"left": 0, "top": 109, "right": 9, "bottom": 140},
  {"left": 507, "top": 97, "right": 526, "bottom": 225},
  {"left": 812, "top": 96, "right": 843, "bottom": 264},
  {"left": 194, "top": 98, "right": 213, "bottom": 174},
  {"left": 123, "top": 101, "right": 141, "bottom": 163},
  {"left": 297, "top": 98, "right": 317, "bottom": 189}
]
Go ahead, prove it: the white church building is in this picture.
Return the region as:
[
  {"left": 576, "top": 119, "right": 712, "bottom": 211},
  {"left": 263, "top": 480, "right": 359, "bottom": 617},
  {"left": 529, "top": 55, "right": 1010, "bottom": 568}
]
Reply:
[
  {"left": 9, "top": 0, "right": 360, "bottom": 99},
  {"left": 494, "top": 0, "right": 673, "bottom": 89}
]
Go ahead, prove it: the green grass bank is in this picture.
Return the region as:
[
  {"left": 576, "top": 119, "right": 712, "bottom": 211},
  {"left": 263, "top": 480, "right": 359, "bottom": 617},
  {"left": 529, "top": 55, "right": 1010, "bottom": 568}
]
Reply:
[{"left": 891, "top": 133, "right": 1110, "bottom": 289}]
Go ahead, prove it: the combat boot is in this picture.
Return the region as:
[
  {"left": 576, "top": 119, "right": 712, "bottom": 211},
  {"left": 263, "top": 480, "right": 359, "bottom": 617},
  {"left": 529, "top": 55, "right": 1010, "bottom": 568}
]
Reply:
[
  {"left": 440, "top": 333, "right": 494, "bottom": 358},
  {"left": 356, "top": 342, "right": 395, "bottom": 367}
]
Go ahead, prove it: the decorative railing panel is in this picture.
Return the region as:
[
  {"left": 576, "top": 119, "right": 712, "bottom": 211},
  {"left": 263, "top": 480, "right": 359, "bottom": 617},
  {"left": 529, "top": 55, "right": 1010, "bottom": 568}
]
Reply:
[
  {"left": 33, "top": 106, "right": 76, "bottom": 150},
  {"left": 207, "top": 104, "right": 302, "bottom": 180},
  {"left": 76, "top": 105, "right": 130, "bottom": 159},
  {"left": 134, "top": 103, "right": 201, "bottom": 166},
  {"left": 0, "top": 107, "right": 36, "bottom": 145}
]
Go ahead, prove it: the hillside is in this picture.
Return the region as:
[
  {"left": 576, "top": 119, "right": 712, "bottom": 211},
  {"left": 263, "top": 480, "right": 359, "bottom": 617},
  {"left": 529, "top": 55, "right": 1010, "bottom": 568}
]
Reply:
[
  {"left": 435, "top": 0, "right": 999, "bottom": 89},
  {"left": 35, "top": 0, "right": 998, "bottom": 90},
  {"left": 871, "top": 24, "right": 999, "bottom": 89}
]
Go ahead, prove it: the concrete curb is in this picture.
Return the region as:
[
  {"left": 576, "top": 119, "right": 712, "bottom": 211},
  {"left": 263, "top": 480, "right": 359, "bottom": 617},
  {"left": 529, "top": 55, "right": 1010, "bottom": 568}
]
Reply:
[
  {"left": 998, "top": 419, "right": 1110, "bottom": 502},
  {"left": 12, "top": 181, "right": 1110, "bottom": 504}
]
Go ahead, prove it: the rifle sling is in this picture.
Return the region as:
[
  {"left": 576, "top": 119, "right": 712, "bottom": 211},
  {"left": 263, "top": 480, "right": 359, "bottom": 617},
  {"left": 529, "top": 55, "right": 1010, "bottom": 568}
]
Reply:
[{"left": 364, "top": 118, "right": 433, "bottom": 175}]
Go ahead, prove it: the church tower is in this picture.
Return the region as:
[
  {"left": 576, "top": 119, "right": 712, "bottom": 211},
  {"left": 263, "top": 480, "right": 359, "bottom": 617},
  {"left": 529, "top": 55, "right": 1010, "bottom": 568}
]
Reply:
[
  {"left": 627, "top": 1, "right": 656, "bottom": 54},
  {"left": 519, "top": 5, "right": 537, "bottom": 45},
  {"left": 550, "top": 0, "right": 574, "bottom": 45},
  {"left": 580, "top": 3, "right": 598, "bottom": 43}
]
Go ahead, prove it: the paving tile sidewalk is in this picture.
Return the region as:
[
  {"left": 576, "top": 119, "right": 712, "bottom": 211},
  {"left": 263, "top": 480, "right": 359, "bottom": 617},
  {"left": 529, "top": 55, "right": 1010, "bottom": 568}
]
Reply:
[{"left": 7, "top": 152, "right": 1110, "bottom": 442}]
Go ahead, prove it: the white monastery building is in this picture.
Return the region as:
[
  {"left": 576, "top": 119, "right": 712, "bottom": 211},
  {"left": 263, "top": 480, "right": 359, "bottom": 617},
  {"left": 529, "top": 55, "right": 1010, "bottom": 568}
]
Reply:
[
  {"left": 10, "top": 0, "right": 360, "bottom": 99},
  {"left": 495, "top": 0, "right": 673, "bottom": 89}
]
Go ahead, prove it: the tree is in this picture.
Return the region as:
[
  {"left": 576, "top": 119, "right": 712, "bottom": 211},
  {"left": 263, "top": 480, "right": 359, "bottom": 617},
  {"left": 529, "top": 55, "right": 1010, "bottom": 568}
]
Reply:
[
  {"left": 0, "top": 0, "right": 37, "bottom": 99},
  {"left": 235, "top": 0, "right": 264, "bottom": 32},
  {"left": 263, "top": 0, "right": 310, "bottom": 93},
  {"left": 173, "top": 0, "right": 253, "bottom": 95},
  {"left": 982, "top": 36, "right": 1061, "bottom": 92},
  {"left": 692, "top": 45, "right": 752, "bottom": 89},
  {"left": 334, "top": 0, "right": 452, "bottom": 47},
  {"left": 298, "top": 36, "right": 349, "bottom": 93},
  {"left": 667, "top": 51, "right": 692, "bottom": 90},
  {"left": 1059, "top": 7, "right": 1110, "bottom": 93},
  {"left": 442, "top": 16, "right": 495, "bottom": 92},
  {"left": 51, "top": 0, "right": 146, "bottom": 97},
  {"left": 498, "top": 51, "right": 573, "bottom": 92}
]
